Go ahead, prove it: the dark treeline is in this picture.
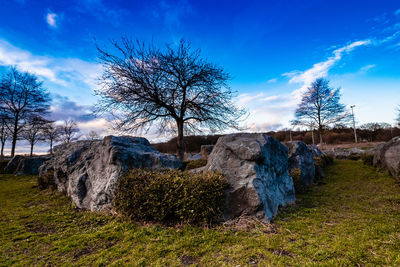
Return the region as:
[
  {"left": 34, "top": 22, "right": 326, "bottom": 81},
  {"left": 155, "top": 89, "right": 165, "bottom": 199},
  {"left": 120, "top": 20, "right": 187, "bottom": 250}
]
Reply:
[{"left": 154, "top": 123, "right": 400, "bottom": 154}]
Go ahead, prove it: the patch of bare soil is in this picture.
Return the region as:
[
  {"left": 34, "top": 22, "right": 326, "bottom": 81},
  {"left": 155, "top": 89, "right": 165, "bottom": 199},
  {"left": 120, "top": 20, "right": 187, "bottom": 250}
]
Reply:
[{"left": 222, "top": 215, "right": 277, "bottom": 233}]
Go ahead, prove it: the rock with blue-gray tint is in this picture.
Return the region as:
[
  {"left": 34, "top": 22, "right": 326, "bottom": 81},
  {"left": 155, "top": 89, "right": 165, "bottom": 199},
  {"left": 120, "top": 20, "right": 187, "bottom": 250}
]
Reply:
[
  {"left": 285, "top": 141, "right": 316, "bottom": 185},
  {"left": 203, "top": 133, "right": 295, "bottom": 222},
  {"left": 5, "top": 155, "right": 51, "bottom": 175},
  {"left": 39, "top": 136, "right": 181, "bottom": 211}
]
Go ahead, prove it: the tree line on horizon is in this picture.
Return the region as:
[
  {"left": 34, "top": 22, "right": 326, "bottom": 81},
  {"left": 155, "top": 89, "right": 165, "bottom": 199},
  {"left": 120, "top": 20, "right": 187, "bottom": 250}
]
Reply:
[{"left": 0, "top": 67, "right": 100, "bottom": 158}]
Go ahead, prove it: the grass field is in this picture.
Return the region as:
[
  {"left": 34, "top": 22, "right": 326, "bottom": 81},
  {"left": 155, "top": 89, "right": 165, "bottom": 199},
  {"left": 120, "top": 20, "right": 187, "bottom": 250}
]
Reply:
[{"left": 1, "top": 160, "right": 400, "bottom": 266}]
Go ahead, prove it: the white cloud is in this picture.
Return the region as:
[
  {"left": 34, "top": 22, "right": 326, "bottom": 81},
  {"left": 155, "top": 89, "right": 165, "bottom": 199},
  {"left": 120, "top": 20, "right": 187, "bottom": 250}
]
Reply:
[
  {"left": 46, "top": 12, "right": 57, "bottom": 28},
  {"left": 267, "top": 78, "right": 277, "bottom": 83},
  {"left": 0, "top": 39, "right": 101, "bottom": 89}
]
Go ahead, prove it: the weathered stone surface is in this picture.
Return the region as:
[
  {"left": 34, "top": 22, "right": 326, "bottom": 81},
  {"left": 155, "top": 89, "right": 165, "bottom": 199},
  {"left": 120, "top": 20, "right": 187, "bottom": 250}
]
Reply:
[
  {"left": 285, "top": 141, "right": 315, "bottom": 186},
  {"left": 200, "top": 145, "right": 214, "bottom": 160},
  {"left": 203, "top": 133, "right": 295, "bottom": 222},
  {"left": 5, "top": 155, "right": 51, "bottom": 175},
  {"left": 39, "top": 136, "right": 181, "bottom": 211},
  {"left": 373, "top": 137, "right": 400, "bottom": 179},
  {"left": 309, "top": 145, "right": 325, "bottom": 157}
]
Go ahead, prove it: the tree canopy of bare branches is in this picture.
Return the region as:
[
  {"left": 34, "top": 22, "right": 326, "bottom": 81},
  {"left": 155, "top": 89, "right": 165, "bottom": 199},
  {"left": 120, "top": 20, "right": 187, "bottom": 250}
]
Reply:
[
  {"left": 87, "top": 130, "right": 99, "bottom": 141},
  {"left": 291, "top": 78, "right": 348, "bottom": 144},
  {"left": 0, "top": 111, "right": 10, "bottom": 159},
  {"left": 59, "top": 119, "right": 80, "bottom": 144},
  {"left": 96, "top": 38, "right": 245, "bottom": 160},
  {"left": 21, "top": 116, "right": 48, "bottom": 157},
  {"left": 0, "top": 67, "right": 50, "bottom": 156},
  {"left": 42, "top": 122, "right": 61, "bottom": 154}
]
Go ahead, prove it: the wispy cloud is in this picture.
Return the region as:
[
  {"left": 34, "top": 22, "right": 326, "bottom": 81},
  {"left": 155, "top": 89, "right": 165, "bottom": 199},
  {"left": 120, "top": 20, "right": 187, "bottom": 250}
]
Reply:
[
  {"left": 359, "top": 64, "right": 376, "bottom": 73},
  {"left": 152, "top": 0, "right": 193, "bottom": 29},
  {"left": 395, "top": 9, "right": 400, "bottom": 16},
  {"left": 286, "top": 40, "right": 371, "bottom": 88},
  {"left": 46, "top": 12, "right": 57, "bottom": 28}
]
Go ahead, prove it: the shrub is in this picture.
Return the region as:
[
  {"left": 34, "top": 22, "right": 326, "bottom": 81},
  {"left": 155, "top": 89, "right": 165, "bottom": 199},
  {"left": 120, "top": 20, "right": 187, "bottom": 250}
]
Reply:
[
  {"left": 348, "top": 154, "right": 361, "bottom": 161},
  {"left": 0, "top": 160, "right": 9, "bottom": 174},
  {"left": 113, "top": 169, "right": 228, "bottom": 224},
  {"left": 361, "top": 154, "right": 374, "bottom": 166},
  {"left": 37, "top": 171, "right": 56, "bottom": 190},
  {"left": 289, "top": 168, "right": 302, "bottom": 190},
  {"left": 185, "top": 159, "right": 207, "bottom": 171}
]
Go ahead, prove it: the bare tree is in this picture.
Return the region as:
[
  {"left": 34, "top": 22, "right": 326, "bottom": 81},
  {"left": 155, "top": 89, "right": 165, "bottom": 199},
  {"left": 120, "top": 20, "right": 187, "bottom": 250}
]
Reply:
[
  {"left": 291, "top": 78, "right": 348, "bottom": 144},
  {"left": 21, "top": 116, "right": 47, "bottom": 157},
  {"left": 59, "top": 119, "right": 79, "bottom": 144},
  {"left": 42, "top": 122, "right": 61, "bottom": 154},
  {"left": 87, "top": 130, "right": 99, "bottom": 140},
  {"left": 96, "top": 38, "right": 245, "bottom": 160},
  {"left": 397, "top": 106, "right": 400, "bottom": 127},
  {"left": 0, "top": 112, "right": 10, "bottom": 159},
  {"left": 0, "top": 67, "right": 50, "bottom": 157}
]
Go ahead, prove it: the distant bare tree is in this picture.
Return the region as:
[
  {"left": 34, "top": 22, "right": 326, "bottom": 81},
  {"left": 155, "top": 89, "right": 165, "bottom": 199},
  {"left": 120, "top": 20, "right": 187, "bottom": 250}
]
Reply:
[
  {"left": 42, "top": 122, "right": 61, "bottom": 154},
  {"left": 59, "top": 119, "right": 79, "bottom": 144},
  {"left": 291, "top": 78, "right": 348, "bottom": 144},
  {"left": 96, "top": 38, "right": 245, "bottom": 160},
  {"left": 397, "top": 106, "right": 400, "bottom": 127},
  {"left": 21, "top": 116, "right": 47, "bottom": 157},
  {"left": 0, "top": 112, "right": 10, "bottom": 159},
  {"left": 0, "top": 67, "right": 50, "bottom": 157},
  {"left": 87, "top": 130, "right": 99, "bottom": 141}
]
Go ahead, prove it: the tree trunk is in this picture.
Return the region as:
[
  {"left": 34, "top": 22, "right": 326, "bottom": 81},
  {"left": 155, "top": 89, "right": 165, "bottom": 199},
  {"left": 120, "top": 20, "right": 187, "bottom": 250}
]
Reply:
[
  {"left": 10, "top": 114, "right": 19, "bottom": 158},
  {"left": 49, "top": 139, "right": 53, "bottom": 155},
  {"left": 30, "top": 142, "right": 34, "bottom": 157},
  {"left": 318, "top": 126, "right": 323, "bottom": 145},
  {"left": 176, "top": 120, "right": 185, "bottom": 161},
  {"left": 0, "top": 140, "right": 4, "bottom": 159}
]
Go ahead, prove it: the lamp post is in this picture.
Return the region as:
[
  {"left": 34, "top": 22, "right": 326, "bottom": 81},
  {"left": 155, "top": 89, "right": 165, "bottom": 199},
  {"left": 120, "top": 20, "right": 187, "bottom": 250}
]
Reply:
[{"left": 350, "top": 105, "right": 357, "bottom": 143}]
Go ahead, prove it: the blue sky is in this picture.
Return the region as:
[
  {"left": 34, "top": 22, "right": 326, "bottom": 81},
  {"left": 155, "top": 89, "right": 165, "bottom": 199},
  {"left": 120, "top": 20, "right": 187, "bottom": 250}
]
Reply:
[{"left": 0, "top": 0, "right": 400, "bottom": 152}]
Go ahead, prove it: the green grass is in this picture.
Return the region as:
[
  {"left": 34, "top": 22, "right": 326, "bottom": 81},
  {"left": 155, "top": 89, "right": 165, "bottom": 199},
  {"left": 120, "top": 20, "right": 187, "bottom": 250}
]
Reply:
[{"left": 1, "top": 160, "right": 400, "bottom": 266}]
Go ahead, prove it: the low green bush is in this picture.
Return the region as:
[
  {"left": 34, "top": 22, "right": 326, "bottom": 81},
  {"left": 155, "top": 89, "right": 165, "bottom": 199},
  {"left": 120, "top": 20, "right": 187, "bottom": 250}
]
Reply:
[
  {"left": 361, "top": 154, "right": 374, "bottom": 166},
  {"left": 0, "top": 159, "right": 9, "bottom": 174},
  {"left": 185, "top": 159, "right": 207, "bottom": 171},
  {"left": 348, "top": 154, "right": 361, "bottom": 161},
  {"left": 37, "top": 171, "right": 56, "bottom": 190},
  {"left": 290, "top": 168, "right": 301, "bottom": 182},
  {"left": 113, "top": 169, "right": 228, "bottom": 224}
]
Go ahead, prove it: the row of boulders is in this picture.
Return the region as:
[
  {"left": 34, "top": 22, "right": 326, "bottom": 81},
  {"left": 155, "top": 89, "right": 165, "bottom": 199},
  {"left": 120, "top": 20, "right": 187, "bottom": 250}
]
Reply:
[
  {"left": 9, "top": 133, "right": 331, "bottom": 223},
  {"left": 5, "top": 155, "right": 51, "bottom": 175},
  {"left": 373, "top": 137, "right": 400, "bottom": 180}
]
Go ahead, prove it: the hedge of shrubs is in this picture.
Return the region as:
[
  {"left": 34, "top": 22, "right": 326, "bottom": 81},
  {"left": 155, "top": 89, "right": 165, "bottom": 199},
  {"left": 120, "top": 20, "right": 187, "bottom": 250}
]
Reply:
[{"left": 113, "top": 169, "right": 228, "bottom": 225}]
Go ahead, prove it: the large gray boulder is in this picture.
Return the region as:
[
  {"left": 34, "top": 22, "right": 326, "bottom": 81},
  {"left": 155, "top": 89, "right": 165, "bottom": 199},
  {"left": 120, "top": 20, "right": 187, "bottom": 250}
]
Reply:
[
  {"left": 285, "top": 141, "right": 315, "bottom": 186},
  {"left": 373, "top": 137, "right": 400, "bottom": 179},
  {"left": 203, "top": 133, "right": 295, "bottom": 222},
  {"left": 39, "top": 136, "right": 181, "bottom": 211},
  {"left": 5, "top": 155, "right": 51, "bottom": 175}
]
